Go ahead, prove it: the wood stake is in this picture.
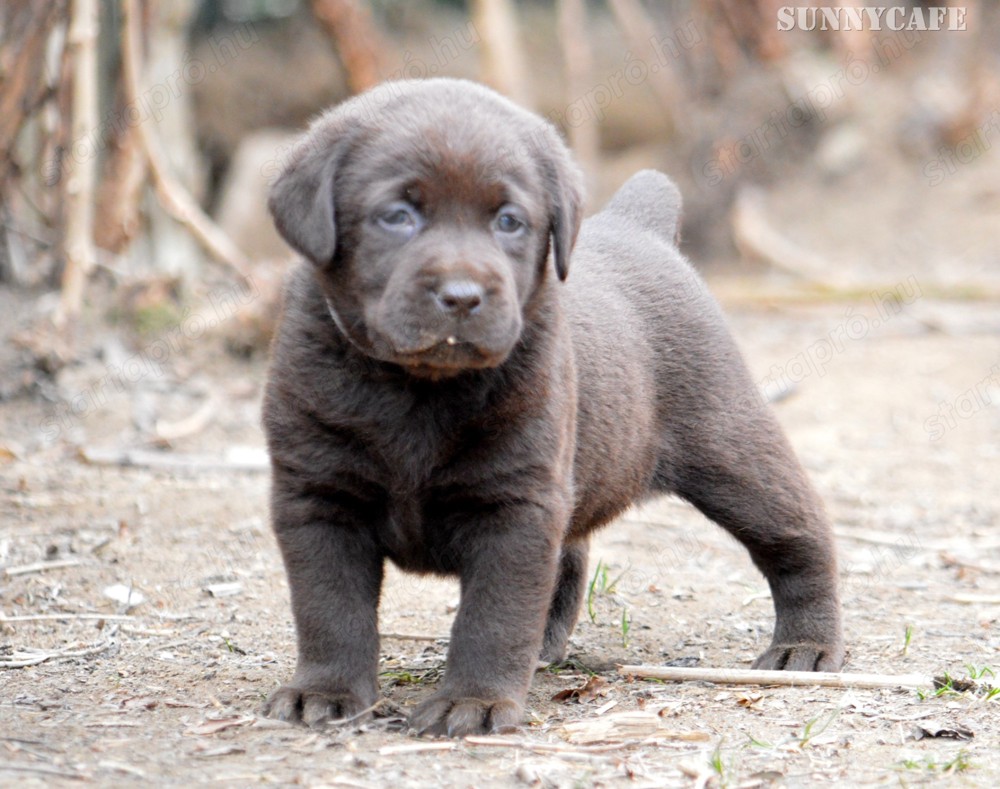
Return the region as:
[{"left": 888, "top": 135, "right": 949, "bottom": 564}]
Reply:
[
  {"left": 56, "top": 0, "right": 99, "bottom": 326},
  {"left": 472, "top": 0, "right": 531, "bottom": 107},
  {"left": 557, "top": 0, "right": 599, "bottom": 183}
]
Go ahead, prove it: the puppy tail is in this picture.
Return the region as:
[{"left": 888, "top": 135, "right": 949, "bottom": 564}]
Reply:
[{"left": 602, "top": 169, "right": 682, "bottom": 245}]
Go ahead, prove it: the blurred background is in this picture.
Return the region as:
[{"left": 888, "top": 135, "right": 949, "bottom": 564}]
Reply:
[
  {"left": 2, "top": 8, "right": 999, "bottom": 780},
  {"left": 0, "top": 0, "right": 998, "bottom": 406}
]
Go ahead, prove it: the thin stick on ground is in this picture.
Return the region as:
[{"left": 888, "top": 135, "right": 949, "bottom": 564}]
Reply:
[
  {"left": 379, "top": 632, "right": 449, "bottom": 642},
  {"left": 378, "top": 741, "right": 459, "bottom": 756},
  {"left": 618, "top": 665, "right": 935, "bottom": 690},
  {"left": 0, "top": 613, "right": 135, "bottom": 623},
  {"left": 120, "top": 0, "right": 249, "bottom": 276},
  {"left": 0, "top": 764, "right": 89, "bottom": 780},
  {"left": 463, "top": 736, "right": 635, "bottom": 754},
  {"left": 3, "top": 558, "right": 82, "bottom": 577},
  {"left": 0, "top": 640, "right": 115, "bottom": 668},
  {"left": 948, "top": 593, "right": 1000, "bottom": 605}
]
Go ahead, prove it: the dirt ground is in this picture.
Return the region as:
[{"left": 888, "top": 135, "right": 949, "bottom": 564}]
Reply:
[{"left": 2, "top": 268, "right": 999, "bottom": 787}]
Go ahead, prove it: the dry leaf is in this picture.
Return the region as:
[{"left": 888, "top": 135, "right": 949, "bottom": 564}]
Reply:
[
  {"left": 912, "top": 721, "right": 974, "bottom": 741},
  {"left": 551, "top": 675, "right": 610, "bottom": 703},
  {"left": 736, "top": 692, "right": 764, "bottom": 708},
  {"left": 121, "top": 696, "right": 159, "bottom": 711}
]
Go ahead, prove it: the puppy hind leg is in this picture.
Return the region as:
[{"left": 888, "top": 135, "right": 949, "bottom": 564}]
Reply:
[
  {"left": 540, "top": 539, "right": 589, "bottom": 663},
  {"left": 675, "top": 416, "right": 844, "bottom": 672}
]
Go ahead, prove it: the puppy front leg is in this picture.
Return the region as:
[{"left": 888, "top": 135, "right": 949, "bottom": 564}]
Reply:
[
  {"left": 410, "top": 506, "right": 562, "bottom": 737},
  {"left": 263, "top": 483, "right": 384, "bottom": 727}
]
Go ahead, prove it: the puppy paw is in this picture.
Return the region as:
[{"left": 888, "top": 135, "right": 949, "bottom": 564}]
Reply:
[
  {"left": 410, "top": 693, "right": 522, "bottom": 737},
  {"left": 752, "top": 642, "right": 844, "bottom": 672},
  {"left": 262, "top": 686, "right": 372, "bottom": 728},
  {"left": 539, "top": 636, "right": 569, "bottom": 665}
]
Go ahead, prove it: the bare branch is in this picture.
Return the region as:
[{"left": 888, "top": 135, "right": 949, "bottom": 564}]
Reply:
[
  {"left": 120, "top": 0, "right": 249, "bottom": 275},
  {"left": 310, "top": 0, "right": 388, "bottom": 94}
]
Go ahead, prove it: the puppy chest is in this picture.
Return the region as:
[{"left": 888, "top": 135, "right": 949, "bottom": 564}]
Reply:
[{"left": 379, "top": 496, "right": 460, "bottom": 574}]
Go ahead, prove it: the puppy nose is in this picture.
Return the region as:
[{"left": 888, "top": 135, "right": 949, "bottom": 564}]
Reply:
[{"left": 433, "top": 279, "right": 485, "bottom": 316}]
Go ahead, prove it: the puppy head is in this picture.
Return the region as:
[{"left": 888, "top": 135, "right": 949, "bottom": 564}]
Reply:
[{"left": 269, "top": 79, "right": 583, "bottom": 377}]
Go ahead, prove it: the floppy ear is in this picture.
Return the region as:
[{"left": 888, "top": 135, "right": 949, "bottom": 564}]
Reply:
[
  {"left": 539, "top": 140, "right": 584, "bottom": 282},
  {"left": 268, "top": 144, "right": 339, "bottom": 266}
]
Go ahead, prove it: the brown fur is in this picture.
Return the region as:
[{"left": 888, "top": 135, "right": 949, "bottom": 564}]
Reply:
[{"left": 261, "top": 79, "right": 843, "bottom": 736}]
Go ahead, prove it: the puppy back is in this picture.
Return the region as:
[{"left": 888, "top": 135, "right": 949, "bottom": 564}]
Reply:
[{"left": 601, "top": 169, "right": 682, "bottom": 245}]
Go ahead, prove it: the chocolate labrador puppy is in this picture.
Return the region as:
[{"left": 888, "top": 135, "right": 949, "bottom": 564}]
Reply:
[{"left": 261, "top": 78, "right": 843, "bottom": 736}]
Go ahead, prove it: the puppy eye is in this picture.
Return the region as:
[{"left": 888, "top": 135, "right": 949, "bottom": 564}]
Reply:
[
  {"left": 375, "top": 203, "right": 421, "bottom": 235},
  {"left": 494, "top": 210, "right": 525, "bottom": 235}
]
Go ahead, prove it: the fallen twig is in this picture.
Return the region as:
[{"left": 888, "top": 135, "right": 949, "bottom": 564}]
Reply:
[
  {"left": 4, "top": 558, "right": 82, "bottom": 577},
  {"left": 619, "top": 665, "right": 935, "bottom": 690},
  {"left": 940, "top": 555, "right": 1000, "bottom": 575},
  {"left": 464, "top": 735, "right": 636, "bottom": 754},
  {"left": 731, "top": 186, "right": 829, "bottom": 284},
  {"left": 78, "top": 445, "right": 268, "bottom": 473},
  {"left": 559, "top": 711, "right": 711, "bottom": 745},
  {"left": 154, "top": 392, "right": 221, "bottom": 442},
  {"left": 380, "top": 632, "right": 449, "bottom": 642},
  {"left": 96, "top": 760, "right": 148, "bottom": 779},
  {"left": 0, "top": 763, "right": 89, "bottom": 780},
  {"left": 0, "top": 613, "right": 134, "bottom": 623},
  {"left": 710, "top": 280, "right": 1000, "bottom": 307},
  {"left": 0, "top": 640, "right": 114, "bottom": 668},
  {"left": 947, "top": 593, "right": 1000, "bottom": 605},
  {"left": 835, "top": 526, "right": 1000, "bottom": 553},
  {"left": 377, "top": 741, "right": 458, "bottom": 756}
]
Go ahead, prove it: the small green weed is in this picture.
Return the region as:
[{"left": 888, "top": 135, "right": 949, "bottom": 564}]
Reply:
[
  {"left": 709, "top": 741, "right": 725, "bottom": 776},
  {"left": 379, "top": 666, "right": 443, "bottom": 686},
  {"left": 898, "top": 750, "right": 973, "bottom": 774},
  {"left": 797, "top": 707, "right": 839, "bottom": 747},
  {"left": 586, "top": 559, "right": 629, "bottom": 623},
  {"left": 901, "top": 624, "right": 913, "bottom": 656},
  {"left": 921, "top": 666, "right": 998, "bottom": 700}
]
